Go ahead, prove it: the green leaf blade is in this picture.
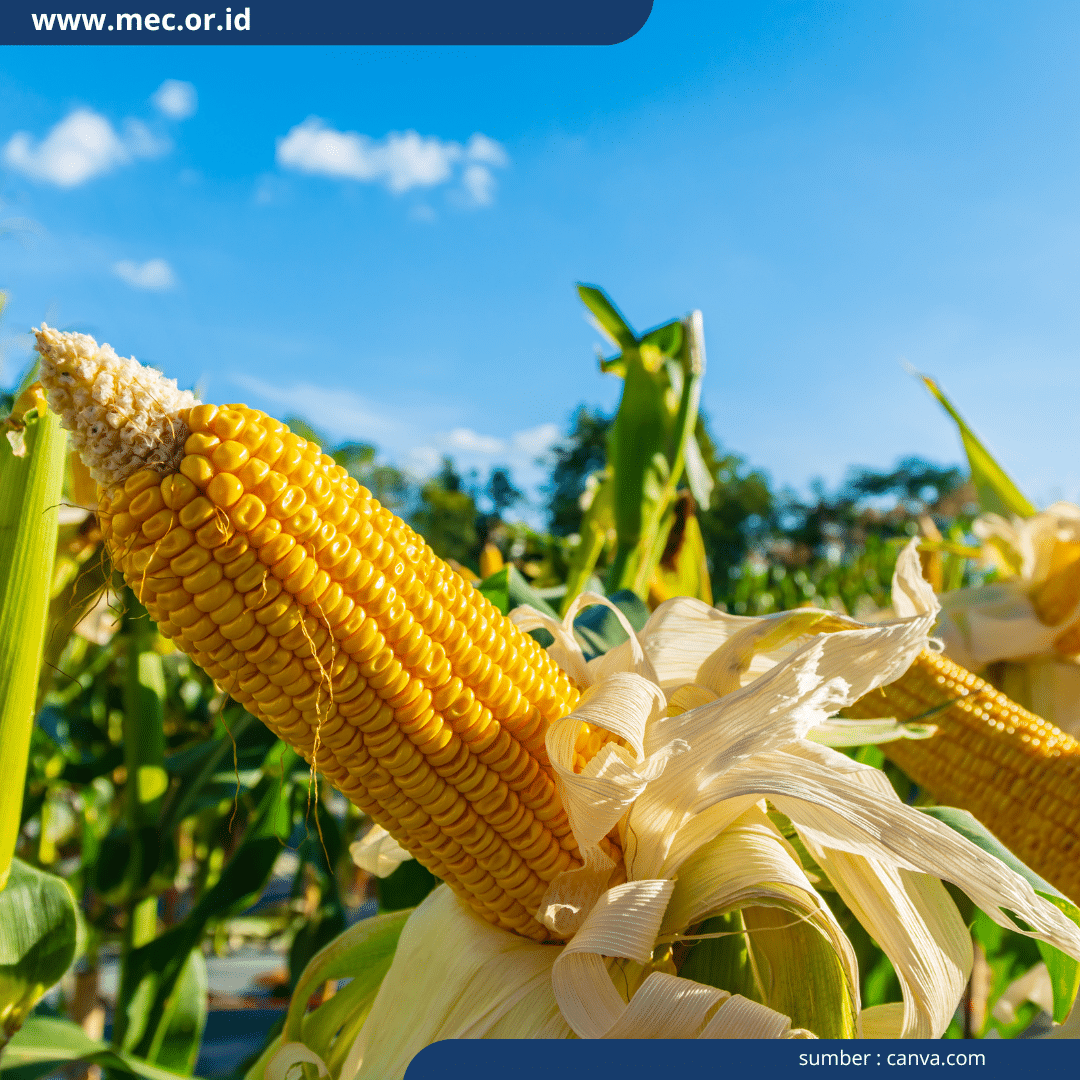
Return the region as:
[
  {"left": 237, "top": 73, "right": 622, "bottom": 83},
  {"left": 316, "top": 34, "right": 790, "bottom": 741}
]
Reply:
[
  {"left": 0, "top": 407, "right": 66, "bottom": 888},
  {"left": 1, "top": 1016, "right": 199, "bottom": 1080},
  {"left": 576, "top": 284, "right": 636, "bottom": 349},
  {"left": 919, "top": 374, "right": 1037, "bottom": 518},
  {"left": 0, "top": 859, "right": 81, "bottom": 1046},
  {"left": 919, "top": 805, "right": 1080, "bottom": 1023}
]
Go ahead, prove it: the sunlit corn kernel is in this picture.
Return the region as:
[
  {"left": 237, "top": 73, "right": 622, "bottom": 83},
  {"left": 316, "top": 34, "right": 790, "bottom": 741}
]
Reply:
[
  {"left": 210, "top": 408, "right": 247, "bottom": 441},
  {"left": 161, "top": 472, "right": 198, "bottom": 510},
  {"left": 178, "top": 496, "right": 216, "bottom": 531},
  {"left": 207, "top": 471, "right": 246, "bottom": 508},
  {"left": 211, "top": 439, "right": 250, "bottom": 472},
  {"left": 185, "top": 431, "right": 220, "bottom": 456},
  {"left": 129, "top": 485, "right": 165, "bottom": 520},
  {"left": 183, "top": 560, "right": 223, "bottom": 593},
  {"left": 142, "top": 508, "right": 178, "bottom": 541}
]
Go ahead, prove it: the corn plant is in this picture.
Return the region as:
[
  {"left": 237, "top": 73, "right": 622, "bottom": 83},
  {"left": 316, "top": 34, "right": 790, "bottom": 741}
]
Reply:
[
  {"left": 4, "top": 298, "right": 1080, "bottom": 1080},
  {"left": 561, "top": 285, "right": 714, "bottom": 612},
  {"left": 0, "top": 379, "right": 80, "bottom": 1052}
]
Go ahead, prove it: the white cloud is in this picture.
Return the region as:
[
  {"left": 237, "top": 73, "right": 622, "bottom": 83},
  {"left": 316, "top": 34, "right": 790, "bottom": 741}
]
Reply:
[
  {"left": 3, "top": 109, "right": 168, "bottom": 188},
  {"left": 276, "top": 118, "right": 509, "bottom": 204},
  {"left": 122, "top": 119, "right": 167, "bottom": 159},
  {"left": 465, "top": 132, "right": 509, "bottom": 167},
  {"left": 227, "top": 373, "right": 559, "bottom": 519},
  {"left": 277, "top": 119, "right": 457, "bottom": 192},
  {"left": 511, "top": 423, "right": 561, "bottom": 457},
  {"left": 113, "top": 258, "right": 176, "bottom": 291},
  {"left": 0, "top": 215, "right": 45, "bottom": 243},
  {"left": 407, "top": 424, "right": 561, "bottom": 477},
  {"left": 407, "top": 423, "right": 562, "bottom": 508},
  {"left": 152, "top": 80, "right": 198, "bottom": 121},
  {"left": 456, "top": 133, "right": 510, "bottom": 206},
  {"left": 448, "top": 427, "right": 505, "bottom": 454},
  {"left": 461, "top": 164, "right": 497, "bottom": 207}
]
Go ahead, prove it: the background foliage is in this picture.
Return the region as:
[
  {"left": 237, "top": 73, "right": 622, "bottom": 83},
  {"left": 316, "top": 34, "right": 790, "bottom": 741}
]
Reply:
[{"left": 0, "top": 285, "right": 1061, "bottom": 1078}]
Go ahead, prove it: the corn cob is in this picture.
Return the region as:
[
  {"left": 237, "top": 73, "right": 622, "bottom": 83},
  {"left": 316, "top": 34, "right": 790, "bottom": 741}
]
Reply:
[
  {"left": 843, "top": 649, "right": 1080, "bottom": 904},
  {"left": 35, "top": 326, "right": 585, "bottom": 942},
  {"left": 1029, "top": 540, "right": 1080, "bottom": 656}
]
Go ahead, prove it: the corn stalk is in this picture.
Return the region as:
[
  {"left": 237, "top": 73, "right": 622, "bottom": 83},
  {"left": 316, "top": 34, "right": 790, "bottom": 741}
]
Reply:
[
  {"left": 562, "top": 286, "right": 713, "bottom": 613},
  {"left": 0, "top": 385, "right": 66, "bottom": 888}
]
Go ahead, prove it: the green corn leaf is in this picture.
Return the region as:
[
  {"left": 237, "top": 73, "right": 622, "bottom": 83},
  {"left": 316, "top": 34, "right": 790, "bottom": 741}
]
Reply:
[
  {"left": 679, "top": 911, "right": 759, "bottom": 1002},
  {"left": 0, "top": 858, "right": 81, "bottom": 1049},
  {"left": 807, "top": 717, "right": 938, "bottom": 748},
  {"left": 571, "top": 588, "right": 650, "bottom": 660},
  {"left": 0, "top": 398, "right": 66, "bottom": 889},
  {"left": 604, "top": 300, "right": 704, "bottom": 600},
  {"left": 741, "top": 901, "right": 858, "bottom": 1038},
  {"left": 918, "top": 374, "right": 1037, "bottom": 519},
  {"left": 628, "top": 310, "right": 707, "bottom": 599},
  {"left": 159, "top": 711, "right": 277, "bottom": 834},
  {"left": 376, "top": 858, "right": 439, "bottom": 912},
  {"left": 576, "top": 286, "right": 672, "bottom": 597},
  {"left": 683, "top": 429, "right": 715, "bottom": 511},
  {"left": 560, "top": 472, "right": 613, "bottom": 615},
  {"left": 113, "top": 596, "right": 174, "bottom": 1055},
  {"left": 668, "top": 811, "right": 858, "bottom": 1040},
  {"left": 606, "top": 354, "right": 669, "bottom": 592},
  {"left": 920, "top": 806, "right": 1080, "bottom": 1023},
  {"left": 244, "top": 910, "right": 406, "bottom": 1080},
  {"left": 149, "top": 949, "right": 208, "bottom": 1075},
  {"left": 1, "top": 1015, "right": 197, "bottom": 1080},
  {"left": 576, "top": 284, "right": 636, "bottom": 350},
  {"left": 570, "top": 287, "right": 712, "bottom": 613},
  {"left": 283, "top": 909, "right": 411, "bottom": 1045},
  {"left": 478, "top": 564, "right": 561, "bottom": 626},
  {"left": 504, "top": 565, "right": 560, "bottom": 619},
  {"left": 580, "top": 290, "right": 708, "bottom": 602},
  {"left": 476, "top": 564, "right": 511, "bottom": 615},
  {"left": 677, "top": 899, "right": 856, "bottom": 1039},
  {"left": 119, "top": 746, "right": 296, "bottom": 1062}
]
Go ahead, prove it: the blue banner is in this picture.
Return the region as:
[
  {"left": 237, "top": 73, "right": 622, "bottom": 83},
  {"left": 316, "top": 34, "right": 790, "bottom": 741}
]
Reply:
[
  {"left": 0, "top": 1, "right": 653, "bottom": 45},
  {"left": 404, "top": 1038, "right": 1080, "bottom": 1079}
]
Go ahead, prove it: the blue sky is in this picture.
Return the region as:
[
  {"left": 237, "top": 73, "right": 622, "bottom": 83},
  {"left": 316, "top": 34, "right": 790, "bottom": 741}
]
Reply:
[{"left": 3, "top": 1, "right": 1080, "bottom": 516}]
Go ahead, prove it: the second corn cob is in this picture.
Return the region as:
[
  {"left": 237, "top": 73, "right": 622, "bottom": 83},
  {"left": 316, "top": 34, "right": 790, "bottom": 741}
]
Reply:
[
  {"left": 843, "top": 648, "right": 1080, "bottom": 904},
  {"left": 35, "top": 325, "right": 586, "bottom": 941},
  {"left": 1029, "top": 539, "right": 1080, "bottom": 656}
]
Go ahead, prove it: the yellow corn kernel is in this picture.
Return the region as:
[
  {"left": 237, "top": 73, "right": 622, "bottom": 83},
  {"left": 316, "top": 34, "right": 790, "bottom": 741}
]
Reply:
[
  {"left": 162, "top": 472, "right": 198, "bottom": 510},
  {"left": 843, "top": 649, "right": 1080, "bottom": 904},
  {"left": 185, "top": 431, "right": 220, "bottom": 456},
  {"left": 142, "top": 509, "right": 177, "bottom": 542},
  {"left": 212, "top": 440, "right": 250, "bottom": 472},
  {"left": 97, "top": 404, "right": 583, "bottom": 941},
  {"left": 210, "top": 408, "right": 246, "bottom": 441},
  {"left": 207, "top": 471, "right": 245, "bottom": 508},
  {"left": 181, "top": 454, "right": 216, "bottom": 487}
]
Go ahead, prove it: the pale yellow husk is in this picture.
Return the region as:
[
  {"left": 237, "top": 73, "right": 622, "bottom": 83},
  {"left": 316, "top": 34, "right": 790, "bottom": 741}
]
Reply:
[
  {"left": 288, "top": 540, "right": 1080, "bottom": 1077},
  {"left": 938, "top": 502, "right": 1080, "bottom": 734}
]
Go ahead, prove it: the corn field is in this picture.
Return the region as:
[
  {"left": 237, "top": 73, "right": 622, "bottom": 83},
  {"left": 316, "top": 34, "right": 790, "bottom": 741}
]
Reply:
[{"left": 2, "top": 285, "right": 1080, "bottom": 1080}]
